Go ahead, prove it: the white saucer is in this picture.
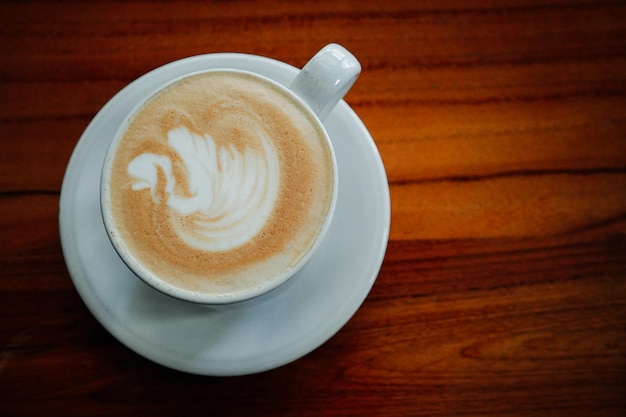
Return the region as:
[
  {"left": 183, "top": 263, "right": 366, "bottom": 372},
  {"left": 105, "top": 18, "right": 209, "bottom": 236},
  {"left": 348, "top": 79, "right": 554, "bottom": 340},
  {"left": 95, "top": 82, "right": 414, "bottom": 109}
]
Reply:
[{"left": 59, "top": 53, "right": 391, "bottom": 376}]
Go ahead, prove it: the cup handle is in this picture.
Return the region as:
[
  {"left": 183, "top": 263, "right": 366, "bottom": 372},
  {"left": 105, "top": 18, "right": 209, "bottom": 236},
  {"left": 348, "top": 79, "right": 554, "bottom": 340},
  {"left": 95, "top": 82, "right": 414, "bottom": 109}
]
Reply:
[{"left": 289, "top": 43, "right": 361, "bottom": 121}]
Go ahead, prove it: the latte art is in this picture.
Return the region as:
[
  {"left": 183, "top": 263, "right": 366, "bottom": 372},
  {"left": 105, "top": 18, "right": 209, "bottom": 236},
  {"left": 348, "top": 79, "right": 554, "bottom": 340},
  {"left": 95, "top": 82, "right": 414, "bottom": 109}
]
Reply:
[
  {"left": 103, "top": 70, "right": 335, "bottom": 298},
  {"left": 127, "top": 126, "right": 280, "bottom": 252}
]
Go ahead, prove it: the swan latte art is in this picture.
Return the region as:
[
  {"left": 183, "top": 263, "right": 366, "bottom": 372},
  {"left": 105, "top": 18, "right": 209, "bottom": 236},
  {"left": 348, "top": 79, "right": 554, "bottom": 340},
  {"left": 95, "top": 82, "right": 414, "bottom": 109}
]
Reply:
[{"left": 103, "top": 71, "right": 335, "bottom": 299}]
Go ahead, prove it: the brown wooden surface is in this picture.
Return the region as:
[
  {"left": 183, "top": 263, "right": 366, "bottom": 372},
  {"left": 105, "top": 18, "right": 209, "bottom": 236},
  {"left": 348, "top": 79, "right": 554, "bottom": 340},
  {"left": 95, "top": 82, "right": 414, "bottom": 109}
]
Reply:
[{"left": 2, "top": 1, "right": 625, "bottom": 416}]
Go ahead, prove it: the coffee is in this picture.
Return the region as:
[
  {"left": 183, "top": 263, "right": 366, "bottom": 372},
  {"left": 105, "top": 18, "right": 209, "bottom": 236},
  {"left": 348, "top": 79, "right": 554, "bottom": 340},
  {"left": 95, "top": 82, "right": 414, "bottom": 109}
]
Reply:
[{"left": 103, "top": 70, "right": 335, "bottom": 298}]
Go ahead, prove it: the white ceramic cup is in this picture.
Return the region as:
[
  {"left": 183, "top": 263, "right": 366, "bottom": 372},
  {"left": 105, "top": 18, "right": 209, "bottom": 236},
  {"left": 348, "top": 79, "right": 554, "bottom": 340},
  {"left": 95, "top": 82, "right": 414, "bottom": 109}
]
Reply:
[{"left": 100, "top": 44, "right": 361, "bottom": 305}]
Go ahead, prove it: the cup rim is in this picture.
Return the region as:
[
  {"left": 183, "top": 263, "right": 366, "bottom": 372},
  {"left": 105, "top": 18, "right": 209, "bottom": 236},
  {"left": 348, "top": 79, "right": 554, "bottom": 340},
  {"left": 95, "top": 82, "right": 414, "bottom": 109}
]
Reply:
[{"left": 100, "top": 67, "right": 339, "bottom": 305}]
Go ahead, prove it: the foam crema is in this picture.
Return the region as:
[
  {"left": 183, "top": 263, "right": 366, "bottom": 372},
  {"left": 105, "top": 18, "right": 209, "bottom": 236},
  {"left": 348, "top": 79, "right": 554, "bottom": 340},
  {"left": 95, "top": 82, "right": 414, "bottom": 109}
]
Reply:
[{"left": 103, "top": 71, "right": 335, "bottom": 300}]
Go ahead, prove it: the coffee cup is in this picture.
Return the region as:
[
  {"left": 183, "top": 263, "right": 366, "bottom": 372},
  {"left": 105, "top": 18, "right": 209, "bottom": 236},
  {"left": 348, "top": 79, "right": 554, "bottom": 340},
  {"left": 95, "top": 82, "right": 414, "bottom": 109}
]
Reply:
[{"left": 100, "top": 44, "right": 361, "bottom": 305}]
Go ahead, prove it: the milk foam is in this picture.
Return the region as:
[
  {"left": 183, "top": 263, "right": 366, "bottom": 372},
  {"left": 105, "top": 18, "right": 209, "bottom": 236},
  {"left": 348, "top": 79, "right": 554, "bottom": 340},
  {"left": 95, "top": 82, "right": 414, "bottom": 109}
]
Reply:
[
  {"left": 105, "top": 70, "right": 335, "bottom": 297},
  {"left": 127, "top": 126, "right": 280, "bottom": 252}
]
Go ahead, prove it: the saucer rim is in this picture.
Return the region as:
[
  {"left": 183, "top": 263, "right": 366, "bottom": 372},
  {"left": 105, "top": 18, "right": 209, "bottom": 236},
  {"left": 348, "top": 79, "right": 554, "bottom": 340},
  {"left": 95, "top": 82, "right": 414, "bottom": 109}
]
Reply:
[{"left": 59, "top": 52, "right": 390, "bottom": 376}]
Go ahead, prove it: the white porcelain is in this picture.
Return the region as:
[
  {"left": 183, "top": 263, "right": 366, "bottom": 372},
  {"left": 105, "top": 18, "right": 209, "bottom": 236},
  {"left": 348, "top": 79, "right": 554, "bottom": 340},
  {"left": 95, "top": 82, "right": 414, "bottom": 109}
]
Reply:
[
  {"left": 290, "top": 43, "right": 361, "bottom": 120},
  {"left": 59, "top": 51, "right": 390, "bottom": 375}
]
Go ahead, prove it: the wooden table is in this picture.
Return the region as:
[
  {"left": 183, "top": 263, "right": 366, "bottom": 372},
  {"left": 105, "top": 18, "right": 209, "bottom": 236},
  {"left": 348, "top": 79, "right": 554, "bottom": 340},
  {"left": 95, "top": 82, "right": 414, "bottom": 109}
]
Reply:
[{"left": 2, "top": 1, "right": 625, "bottom": 416}]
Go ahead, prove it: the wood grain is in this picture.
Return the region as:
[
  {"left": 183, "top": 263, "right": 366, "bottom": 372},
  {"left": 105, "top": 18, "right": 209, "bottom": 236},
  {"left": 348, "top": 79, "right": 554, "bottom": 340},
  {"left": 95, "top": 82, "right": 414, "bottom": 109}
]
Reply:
[{"left": 1, "top": 1, "right": 625, "bottom": 416}]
